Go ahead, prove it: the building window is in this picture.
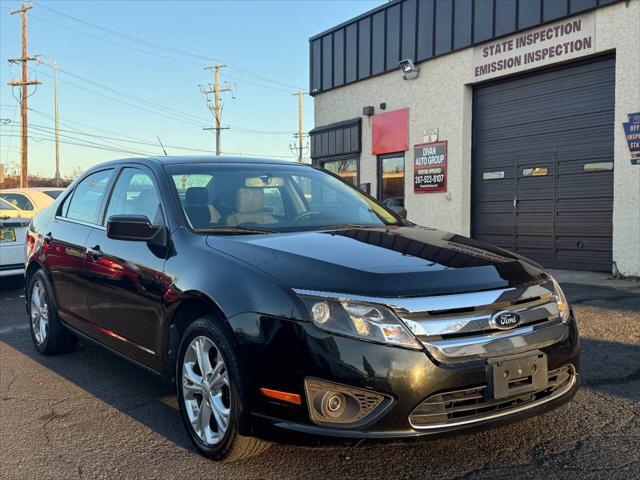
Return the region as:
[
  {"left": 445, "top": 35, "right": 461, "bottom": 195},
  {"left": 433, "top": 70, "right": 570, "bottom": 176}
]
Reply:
[
  {"left": 522, "top": 167, "right": 549, "bottom": 177},
  {"left": 321, "top": 158, "right": 358, "bottom": 186},
  {"left": 584, "top": 162, "right": 613, "bottom": 173},
  {"left": 378, "top": 154, "right": 405, "bottom": 205},
  {"left": 482, "top": 171, "right": 505, "bottom": 180}
]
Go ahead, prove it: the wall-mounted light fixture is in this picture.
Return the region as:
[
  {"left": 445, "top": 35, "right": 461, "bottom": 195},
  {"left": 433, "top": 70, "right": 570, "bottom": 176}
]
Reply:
[{"left": 399, "top": 59, "right": 419, "bottom": 80}]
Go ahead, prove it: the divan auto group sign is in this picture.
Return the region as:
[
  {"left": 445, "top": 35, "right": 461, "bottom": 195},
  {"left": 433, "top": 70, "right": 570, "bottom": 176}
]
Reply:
[
  {"left": 414, "top": 141, "right": 447, "bottom": 193},
  {"left": 473, "top": 13, "right": 595, "bottom": 81}
]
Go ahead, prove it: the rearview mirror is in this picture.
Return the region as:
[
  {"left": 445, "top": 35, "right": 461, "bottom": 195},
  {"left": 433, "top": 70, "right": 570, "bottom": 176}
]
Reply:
[
  {"left": 106, "top": 215, "right": 161, "bottom": 242},
  {"left": 389, "top": 206, "right": 407, "bottom": 220},
  {"left": 244, "top": 176, "right": 285, "bottom": 187}
]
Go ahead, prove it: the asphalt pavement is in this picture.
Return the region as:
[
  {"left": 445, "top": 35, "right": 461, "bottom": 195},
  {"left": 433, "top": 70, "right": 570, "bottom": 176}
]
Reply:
[{"left": 0, "top": 274, "right": 638, "bottom": 479}]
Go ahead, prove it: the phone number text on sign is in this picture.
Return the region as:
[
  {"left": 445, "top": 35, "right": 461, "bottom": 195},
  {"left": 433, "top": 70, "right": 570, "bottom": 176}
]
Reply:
[{"left": 414, "top": 141, "right": 447, "bottom": 193}]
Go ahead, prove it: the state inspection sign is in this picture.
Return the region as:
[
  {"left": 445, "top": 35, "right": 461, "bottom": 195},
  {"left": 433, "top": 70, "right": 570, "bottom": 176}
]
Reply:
[{"left": 414, "top": 141, "right": 447, "bottom": 193}]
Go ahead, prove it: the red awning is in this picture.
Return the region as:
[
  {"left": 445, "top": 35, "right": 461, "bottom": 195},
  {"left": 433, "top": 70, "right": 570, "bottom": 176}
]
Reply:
[{"left": 372, "top": 108, "right": 409, "bottom": 155}]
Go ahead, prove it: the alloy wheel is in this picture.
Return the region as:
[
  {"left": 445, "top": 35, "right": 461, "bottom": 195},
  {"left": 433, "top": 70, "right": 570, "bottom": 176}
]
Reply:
[
  {"left": 181, "top": 336, "right": 231, "bottom": 445},
  {"left": 30, "top": 279, "right": 49, "bottom": 345}
]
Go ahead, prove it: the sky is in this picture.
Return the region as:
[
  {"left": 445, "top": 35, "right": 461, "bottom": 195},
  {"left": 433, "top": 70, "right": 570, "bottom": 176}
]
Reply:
[{"left": 0, "top": 0, "right": 383, "bottom": 178}]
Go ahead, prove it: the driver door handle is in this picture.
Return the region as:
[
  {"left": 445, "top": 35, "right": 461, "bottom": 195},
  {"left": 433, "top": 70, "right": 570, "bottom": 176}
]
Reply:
[{"left": 87, "top": 245, "right": 103, "bottom": 261}]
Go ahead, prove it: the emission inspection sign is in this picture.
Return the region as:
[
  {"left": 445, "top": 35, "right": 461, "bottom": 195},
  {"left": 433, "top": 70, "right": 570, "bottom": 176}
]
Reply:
[{"left": 414, "top": 141, "right": 447, "bottom": 193}]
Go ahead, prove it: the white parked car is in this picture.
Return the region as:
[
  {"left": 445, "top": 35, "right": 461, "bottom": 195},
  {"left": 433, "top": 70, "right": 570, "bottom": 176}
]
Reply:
[
  {"left": 34, "top": 187, "right": 65, "bottom": 200},
  {"left": 0, "top": 187, "right": 57, "bottom": 218},
  {"left": 0, "top": 197, "right": 30, "bottom": 277}
]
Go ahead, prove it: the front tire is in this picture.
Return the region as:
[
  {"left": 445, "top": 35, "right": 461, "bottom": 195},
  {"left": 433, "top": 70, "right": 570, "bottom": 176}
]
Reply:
[
  {"left": 176, "top": 317, "right": 270, "bottom": 462},
  {"left": 27, "top": 269, "right": 77, "bottom": 355}
]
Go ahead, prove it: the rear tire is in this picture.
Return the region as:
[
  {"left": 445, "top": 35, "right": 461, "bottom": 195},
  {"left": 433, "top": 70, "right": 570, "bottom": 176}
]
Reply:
[
  {"left": 176, "top": 316, "right": 270, "bottom": 462},
  {"left": 27, "top": 269, "right": 77, "bottom": 355}
]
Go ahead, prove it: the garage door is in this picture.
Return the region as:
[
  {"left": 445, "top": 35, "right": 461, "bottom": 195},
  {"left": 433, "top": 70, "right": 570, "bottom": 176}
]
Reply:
[{"left": 472, "top": 55, "right": 615, "bottom": 272}]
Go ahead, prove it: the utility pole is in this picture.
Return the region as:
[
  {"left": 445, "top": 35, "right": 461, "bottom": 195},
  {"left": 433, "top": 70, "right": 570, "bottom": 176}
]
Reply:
[
  {"left": 53, "top": 61, "right": 60, "bottom": 186},
  {"left": 35, "top": 56, "right": 60, "bottom": 185},
  {"left": 290, "top": 91, "right": 308, "bottom": 162},
  {"left": 201, "top": 64, "right": 231, "bottom": 155},
  {"left": 8, "top": 2, "right": 40, "bottom": 188}
]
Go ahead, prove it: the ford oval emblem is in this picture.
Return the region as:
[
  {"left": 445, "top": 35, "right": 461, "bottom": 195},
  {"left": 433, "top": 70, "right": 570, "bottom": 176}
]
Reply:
[{"left": 490, "top": 311, "right": 522, "bottom": 330}]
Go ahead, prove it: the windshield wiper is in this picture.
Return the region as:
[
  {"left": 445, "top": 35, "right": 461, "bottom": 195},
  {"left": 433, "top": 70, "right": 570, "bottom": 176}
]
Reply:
[
  {"left": 319, "top": 223, "right": 379, "bottom": 230},
  {"left": 197, "top": 226, "right": 279, "bottom": 235}
]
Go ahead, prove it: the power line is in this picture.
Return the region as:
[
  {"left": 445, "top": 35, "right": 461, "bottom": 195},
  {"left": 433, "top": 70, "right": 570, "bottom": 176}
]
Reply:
[
  {"left": 0, "top": 133, "right": 156, "bottom": 156},
  {"left": 220, "top": 151, "right": 296, "bottom": 160},
  {"left": 221, "top": 72, "right": 300, "bottom": 94},
  {"left": 35, "top": 69, "right": 206, "bottom": 127},
  {"left": 3, "top": 123, "right": 158, "bottom": 155},
  {"left": 3, "top": 119, "right": 218, "bottom": 154},
  {"left": 33, "top": 2, "right": 303, "bottom": 90},
  {"left": 1, "top": 132, "right": 298, "bottom": 160},
  {"left": 30, "top": 12, "right": 302, "bottom": 96},
  {"left": 35, "top": 66, "right": 294, "bottom": 135},
  {"left": 53, "top": 64, "right": 211, "bottom": 123},
  {"left": 2, "top": 117, "right": 296, "bottom": 159},
  {"left": 29, "top": 13, "right": 202, "bottom": 67},
  {"left": 25, "top": 106, "right": 183, "bottom": 145},
  {"left": 1, "top": 103, "right": 19, "bottom": 164}
]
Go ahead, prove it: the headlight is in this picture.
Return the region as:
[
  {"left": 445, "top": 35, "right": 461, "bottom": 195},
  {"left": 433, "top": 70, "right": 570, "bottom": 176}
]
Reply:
[
  {"left": 299, "top": 295, "right": 422, "bottom": 349},
  {"left": 550, "top": 276, "right": 571, "bottom": 323}
]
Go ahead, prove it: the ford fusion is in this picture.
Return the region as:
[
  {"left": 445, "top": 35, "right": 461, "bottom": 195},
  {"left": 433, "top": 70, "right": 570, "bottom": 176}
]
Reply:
[{"left": 25, "top": 156, "right": 579, "bottom": 461}]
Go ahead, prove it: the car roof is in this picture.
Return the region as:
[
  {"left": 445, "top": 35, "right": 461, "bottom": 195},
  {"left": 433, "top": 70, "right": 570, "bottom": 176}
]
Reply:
[
  {"left": 34, "top": 187, "right": 64, "bottom": 191},
  {"left": 0, "top": 188, "right": 56, "bottom": 205},
  {"left": 88, "top": 155, "right": 310, "bottom": 170}
]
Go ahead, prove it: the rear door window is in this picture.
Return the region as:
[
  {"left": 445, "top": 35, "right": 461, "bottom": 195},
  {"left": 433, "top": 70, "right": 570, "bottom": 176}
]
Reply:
[
  {"left": 0, "top": 193, "right": 34, "bottom": 211},
  {"left": 65, "top": 169, "right": 114, "bottom": 224}
]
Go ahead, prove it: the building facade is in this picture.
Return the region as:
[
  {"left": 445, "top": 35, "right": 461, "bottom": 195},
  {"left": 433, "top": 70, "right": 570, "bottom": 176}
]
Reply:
[{"left": 309, "top": 0, "right": 640, "bottom": 276}]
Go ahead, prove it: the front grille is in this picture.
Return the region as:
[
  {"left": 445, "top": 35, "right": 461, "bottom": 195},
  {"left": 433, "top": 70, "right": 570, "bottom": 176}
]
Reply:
[
  {"left": 409, "top": 365, "right": 575, "bottom": 429},
  {"left": 391, "top": 280, "right": 567, "bottom": 363},
  {"left": 400, "top": 290, "right": 559, "bottom": 342}
]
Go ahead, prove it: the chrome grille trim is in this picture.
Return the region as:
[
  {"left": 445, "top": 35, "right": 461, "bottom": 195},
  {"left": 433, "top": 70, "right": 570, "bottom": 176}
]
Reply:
[
  {"left": 294, "top": 281, "right": 564, "bottom": 363},
  {"left": 400, "top": 299, "right": 558, "bottom": 338},
  {"left": 409, "top": 365, "right": 576, "bottom": 429},
  {"left": 423, "top": 320, "right": 567, "bottom": 363},
  {"left": 294, "top": 281, "right": 554, "bottom": 315}
]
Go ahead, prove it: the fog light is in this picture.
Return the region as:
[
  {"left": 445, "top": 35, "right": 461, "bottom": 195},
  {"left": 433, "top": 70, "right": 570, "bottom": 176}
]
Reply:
[
  {"left": 304, "top": 377, "right": 392, "bottom": 428},
  {"left": 322, "top": 392, "right": 346, "bottom": 418}
]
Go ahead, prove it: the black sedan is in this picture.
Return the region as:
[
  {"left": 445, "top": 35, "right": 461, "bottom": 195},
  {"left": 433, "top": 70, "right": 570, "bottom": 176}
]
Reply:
[{"left": 25, "top": 156, "right": 579, "bottom": 461}]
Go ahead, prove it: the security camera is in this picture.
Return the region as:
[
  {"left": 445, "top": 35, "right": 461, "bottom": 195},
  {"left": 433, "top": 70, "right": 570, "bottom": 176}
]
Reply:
[{"left": 399, "top": 59, "right": 419, "bottom": 80}]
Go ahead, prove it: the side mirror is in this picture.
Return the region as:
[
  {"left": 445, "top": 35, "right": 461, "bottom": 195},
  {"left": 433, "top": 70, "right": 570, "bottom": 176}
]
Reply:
[
  {"left": 389, "top": 206, "right": 407, "bottom": 220},
  {"left": 106, "top": 215, "right": 161, "bottom": 242}
]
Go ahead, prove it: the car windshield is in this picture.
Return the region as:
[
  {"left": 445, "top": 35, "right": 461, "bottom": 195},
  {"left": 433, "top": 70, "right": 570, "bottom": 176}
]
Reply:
[{"left": 166, "top": 163, "right": 400, "bottom": 233}]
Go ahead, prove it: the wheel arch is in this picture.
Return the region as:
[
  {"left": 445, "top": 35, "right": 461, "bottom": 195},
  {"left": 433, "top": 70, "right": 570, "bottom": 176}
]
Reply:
[
  {"left": 162, "top": 291, "right": 231, "bottom": 383},
  {"left": 24, "top": 259, "right": 50, "bottom": 313},
  {"left": 25, "top": 259, "right": 43, "bottom": 284}
]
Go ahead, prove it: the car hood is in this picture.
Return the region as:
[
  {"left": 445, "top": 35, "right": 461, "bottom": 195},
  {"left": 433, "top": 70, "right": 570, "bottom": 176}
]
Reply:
[{"left": 205, "top": 226, "right": 548, "bottom": 297}]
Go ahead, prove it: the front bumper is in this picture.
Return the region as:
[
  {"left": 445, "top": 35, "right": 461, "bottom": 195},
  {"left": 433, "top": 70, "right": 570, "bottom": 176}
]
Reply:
[{"left": 228, "top": 311, "right": 580, "bottom": 440}]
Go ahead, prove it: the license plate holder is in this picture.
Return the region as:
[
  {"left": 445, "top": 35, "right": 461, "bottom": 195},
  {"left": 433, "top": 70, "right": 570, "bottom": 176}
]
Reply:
[
  {"left": 487, "top": 351, "right": 548, "bottom": 400},
  {"left": 0, "top": 228, "right": 16, "bottom": 242}
]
